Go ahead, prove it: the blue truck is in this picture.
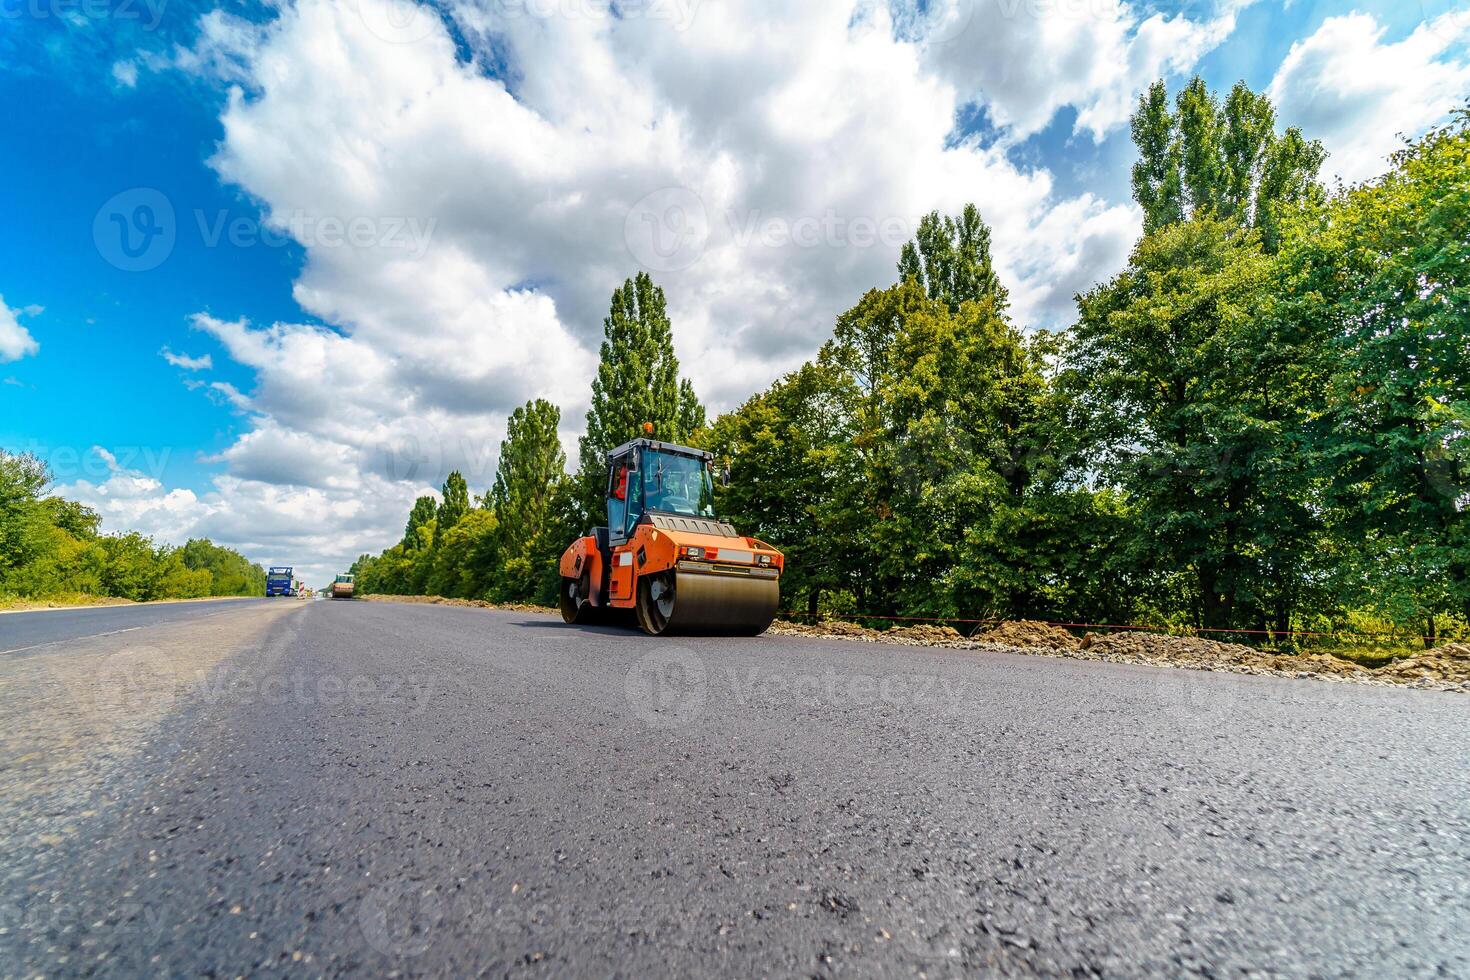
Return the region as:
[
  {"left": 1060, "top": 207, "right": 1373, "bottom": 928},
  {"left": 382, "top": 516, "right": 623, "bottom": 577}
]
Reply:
[{"left": 266, "top": 566, "right": 294, "bottom": 597}]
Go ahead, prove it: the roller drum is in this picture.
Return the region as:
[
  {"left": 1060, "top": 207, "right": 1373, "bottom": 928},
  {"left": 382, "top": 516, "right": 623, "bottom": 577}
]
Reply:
[{"left": 639, "top": 566, "right": 779, "bottom": 636}]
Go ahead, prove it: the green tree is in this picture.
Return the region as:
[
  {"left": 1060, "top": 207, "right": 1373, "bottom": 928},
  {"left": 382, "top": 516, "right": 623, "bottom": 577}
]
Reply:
[
  {"left": 577, "top": 272, "right": 704, "bottom": 525},
  {"left": 1131, "top": 77, "right": 1325, "bottom": 250},
  {"left": 178, "top": 538, "right": 266, "bottom": 596},
  {"left": 897, "top": 203, "right": 1007, "bottom": 312},
  {"left": 707, "top": 361, "right": 864, "bottom": 616},
  {"left": 1276, "top": 111, "right": 1470, "bottom": 641},
  {"left": 427, "top": 509, "right": 498, "bottom": 598},
  {"left": 486, "top": 399, "right": 568, "bottom": 601},
  {"left": 435, "top": 471, "right": 471, "bottom": 541},
  {"left": 1067, "top": 215, "right": 1333, "bottom": 632},
  {"left": 403, "top": 496, "right": 437, "bottom": 550}
]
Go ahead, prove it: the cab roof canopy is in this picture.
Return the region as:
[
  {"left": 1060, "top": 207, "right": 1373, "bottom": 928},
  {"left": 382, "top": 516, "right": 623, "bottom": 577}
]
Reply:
[{"left": 605, "top": 438, "right": 713, "bottom": 464}]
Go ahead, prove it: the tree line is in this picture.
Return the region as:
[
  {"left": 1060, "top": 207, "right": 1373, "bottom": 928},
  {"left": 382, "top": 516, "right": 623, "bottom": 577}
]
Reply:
[
  {"left": 356, "top": 77, "right": 1469, "bottom": 647},
  {"left": 0, "top": 450, "right": 267, "bottom": 602}
]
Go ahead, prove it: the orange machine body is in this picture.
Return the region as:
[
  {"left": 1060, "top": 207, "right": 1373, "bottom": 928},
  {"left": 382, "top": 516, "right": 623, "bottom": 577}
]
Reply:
[{"left": 559, "top": 523, "right": 784, "bottom": 611}]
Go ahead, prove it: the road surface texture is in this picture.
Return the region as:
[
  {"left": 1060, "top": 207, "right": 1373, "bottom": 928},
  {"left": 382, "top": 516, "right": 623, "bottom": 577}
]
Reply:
[
  {"left": 0, "top": 597, "right": 268, "bottom": 655},
  {"left": 2, "top": 599, "right": 1467, "bottom": 976}
]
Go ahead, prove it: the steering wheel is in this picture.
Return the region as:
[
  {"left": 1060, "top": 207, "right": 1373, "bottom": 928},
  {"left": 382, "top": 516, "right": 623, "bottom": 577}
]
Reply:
[{"left": 659, "top": 495, "right": 696, "bottom": 513}]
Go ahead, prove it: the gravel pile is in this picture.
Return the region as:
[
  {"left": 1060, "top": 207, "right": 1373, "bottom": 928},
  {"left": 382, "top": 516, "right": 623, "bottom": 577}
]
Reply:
[{"left": 774, "top": 617, "right": 1469, "bottom": 693}]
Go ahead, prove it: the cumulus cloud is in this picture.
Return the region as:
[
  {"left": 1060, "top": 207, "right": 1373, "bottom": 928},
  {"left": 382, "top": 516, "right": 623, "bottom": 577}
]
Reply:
[
  {"left": 912, "top": 0, "right": 1252, "bottom": 140},
  {"left": 160, "top": 347, "right": 213, "bottom": 370},
  {"left": 0, "top": 295, "right": 41, "bottom": 363},
  {"left": 1268, "top": 11, "right": 1470, "bottom": 184}
]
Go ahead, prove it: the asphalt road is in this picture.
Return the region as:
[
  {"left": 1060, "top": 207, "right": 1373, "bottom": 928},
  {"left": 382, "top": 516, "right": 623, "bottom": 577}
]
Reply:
[
  {"left": 0, "top": 597, "right": 271, "bottom": 656},
  {"left": 2, "top": 599, "right": 1467, "bottom": 977}
]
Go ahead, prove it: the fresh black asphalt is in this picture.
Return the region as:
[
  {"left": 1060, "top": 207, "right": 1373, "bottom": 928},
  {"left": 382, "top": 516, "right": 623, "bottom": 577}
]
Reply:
[{"left": 3, "top": 599, "right": 1467, "bottom": 976}]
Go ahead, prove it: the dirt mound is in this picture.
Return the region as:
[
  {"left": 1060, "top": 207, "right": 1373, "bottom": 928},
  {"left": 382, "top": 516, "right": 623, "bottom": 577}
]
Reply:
[
  {"left": 976, "top": 620, "right": 1081, "bottom": 650},
  {"left": 769, "top": 619, "right": 968, "bottom": 645},
  {"left": 885, "top": 623, "right": 966, "bottom": 644},
  {"left": 769, "top": 619, "right": 882, "bottom": 641}
]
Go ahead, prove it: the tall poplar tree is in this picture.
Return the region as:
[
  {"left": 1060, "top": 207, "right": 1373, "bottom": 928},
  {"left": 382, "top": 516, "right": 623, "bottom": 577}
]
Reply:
[
  {"left": 1131, "top": 76, "right": 1325, "bottom": 250},
  {"left": 897, "top": 204, "right": 1007, "bottom": 312},
  {"left": 576, "top": 272, "right": 705, "bottom": 525},
  {"left": 436, "top": 471, "right": 470, "bottom": 540}
]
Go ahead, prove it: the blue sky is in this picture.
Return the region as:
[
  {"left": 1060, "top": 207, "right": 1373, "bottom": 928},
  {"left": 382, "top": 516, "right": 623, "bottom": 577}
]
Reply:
[{"left": 3, "top": 0, "right": 1468, "bottom": 582}]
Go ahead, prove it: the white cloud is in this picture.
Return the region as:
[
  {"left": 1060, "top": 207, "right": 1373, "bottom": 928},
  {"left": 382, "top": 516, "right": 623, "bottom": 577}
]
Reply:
[
  {"left": 112, "top": 60, "right": 139, "bottom": 88},
  {"left": 0, "top": 294, "right": 40, "bottom": 363},
  {"left": 1268, "top": 11, "right": 1470, "bottom": 184},
  {"left": 911, "top": 0, "right": 1250, "bottom": 140},
  {"left": 160, "top": 347, "right": 213, "bottom": 370}
]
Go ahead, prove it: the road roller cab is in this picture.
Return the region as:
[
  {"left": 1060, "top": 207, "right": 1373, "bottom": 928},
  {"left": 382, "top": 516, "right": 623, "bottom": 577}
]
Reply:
[{"left": 558, "top": 437, "right": 783, "bottom": 635}]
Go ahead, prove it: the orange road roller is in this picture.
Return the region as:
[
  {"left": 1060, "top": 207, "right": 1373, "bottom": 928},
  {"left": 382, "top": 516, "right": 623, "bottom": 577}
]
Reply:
[{"left": 558, "top": 436, "right": 782, "bottom": 635}]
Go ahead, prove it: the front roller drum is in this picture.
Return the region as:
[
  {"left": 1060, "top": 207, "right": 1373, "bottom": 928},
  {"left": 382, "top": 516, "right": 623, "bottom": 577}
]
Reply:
[{"left": 635, "top": 568, "right": 779, "bottom": 636}]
